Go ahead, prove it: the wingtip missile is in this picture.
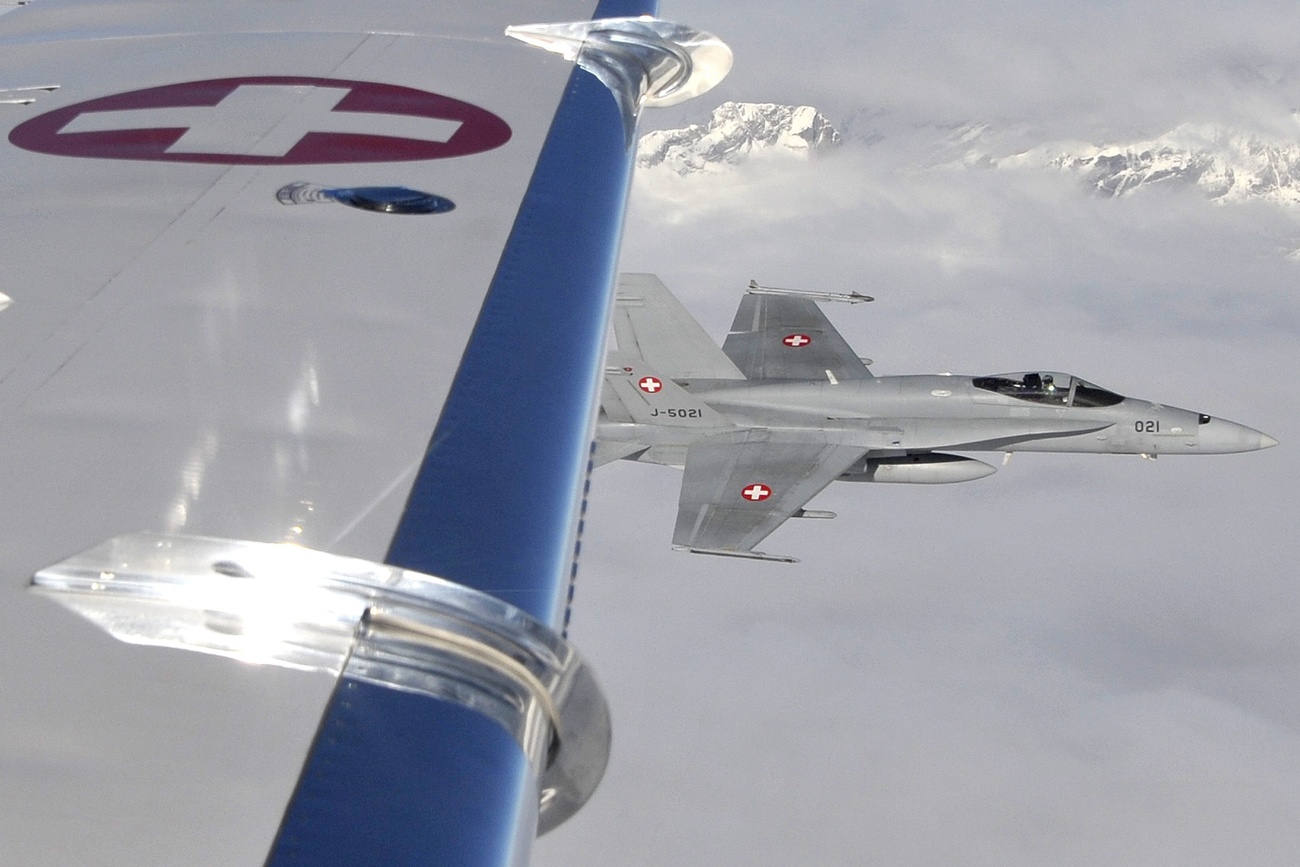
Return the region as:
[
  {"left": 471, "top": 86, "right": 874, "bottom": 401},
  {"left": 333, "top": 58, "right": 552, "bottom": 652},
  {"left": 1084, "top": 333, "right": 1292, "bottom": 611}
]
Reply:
[
  {"left": 674, "top": 545, "right": 799, "bottom": 563},
  {"left": 746, "top": 279, "right": 874, "bottom": 304}
]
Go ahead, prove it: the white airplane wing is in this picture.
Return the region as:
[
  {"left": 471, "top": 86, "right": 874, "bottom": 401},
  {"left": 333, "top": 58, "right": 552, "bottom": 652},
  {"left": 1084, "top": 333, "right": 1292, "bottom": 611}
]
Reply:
[{"left": 0, "top": 1, "right": 728, "bottom": 864}]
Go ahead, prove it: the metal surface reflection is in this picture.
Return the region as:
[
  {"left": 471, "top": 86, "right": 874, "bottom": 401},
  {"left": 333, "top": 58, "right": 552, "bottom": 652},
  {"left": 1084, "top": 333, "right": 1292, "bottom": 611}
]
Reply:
[
  {"left": 506, "top": 16, "right": 733, "bottom": 141},
  {"left": 31, "top": 532, "right": 611, "bottom": 833}
]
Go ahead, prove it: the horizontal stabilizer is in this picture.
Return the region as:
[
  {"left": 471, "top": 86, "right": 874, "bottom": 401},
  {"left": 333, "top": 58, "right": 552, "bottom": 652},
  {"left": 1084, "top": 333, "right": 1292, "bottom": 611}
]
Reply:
[{"left": 591, "top": 441, "right": 647, "bottom": 467}]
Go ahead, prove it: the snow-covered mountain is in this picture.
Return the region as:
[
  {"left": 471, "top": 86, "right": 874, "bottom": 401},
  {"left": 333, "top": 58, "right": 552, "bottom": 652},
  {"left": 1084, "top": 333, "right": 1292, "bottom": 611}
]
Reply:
[
  {"left": 640, "top": 101, "right": 1300, "bottom": 210},
  {"left": 1034, "top": 127, "right": 1300, "bottom": 205},
  {"left": 951, "top": 122, "right": 1300, "bottom": 206},
  {"left": 636, "top": 102, "right": 841, "bottom": 175}
]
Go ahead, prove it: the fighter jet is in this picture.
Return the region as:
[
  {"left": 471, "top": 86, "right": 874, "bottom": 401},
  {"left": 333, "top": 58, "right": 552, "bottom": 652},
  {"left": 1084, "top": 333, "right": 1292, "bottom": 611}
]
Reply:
[{"left": 596, "top": 274, "right": 1277, "bottom": 562}]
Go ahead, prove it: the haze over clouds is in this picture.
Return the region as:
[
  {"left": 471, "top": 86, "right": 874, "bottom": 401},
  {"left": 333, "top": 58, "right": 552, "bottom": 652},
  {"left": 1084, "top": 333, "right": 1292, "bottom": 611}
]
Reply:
[
  {"left": 673, "top": 0, "right": 1300, "bottom": 140},
  {"left": 536, "top": 2, "right": 1299, "bottom": 865}
]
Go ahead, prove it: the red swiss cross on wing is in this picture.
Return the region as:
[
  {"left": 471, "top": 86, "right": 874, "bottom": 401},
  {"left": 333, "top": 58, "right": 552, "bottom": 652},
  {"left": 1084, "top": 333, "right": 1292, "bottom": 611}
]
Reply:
[{"left": 9, "top": 77, "right": 512, "bottom": 165}]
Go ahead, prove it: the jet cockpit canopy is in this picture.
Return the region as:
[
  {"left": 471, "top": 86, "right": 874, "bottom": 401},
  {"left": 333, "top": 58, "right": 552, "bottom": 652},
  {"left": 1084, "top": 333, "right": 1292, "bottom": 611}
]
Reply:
[{"left": 972, "top": 372, "right": 1124, "bottom": 407}]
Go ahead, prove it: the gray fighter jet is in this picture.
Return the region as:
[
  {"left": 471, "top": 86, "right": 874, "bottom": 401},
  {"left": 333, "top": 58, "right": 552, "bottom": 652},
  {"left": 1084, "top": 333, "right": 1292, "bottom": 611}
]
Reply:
[{"left": 596, "top": 273, "right": 1277, "bottom": 562}]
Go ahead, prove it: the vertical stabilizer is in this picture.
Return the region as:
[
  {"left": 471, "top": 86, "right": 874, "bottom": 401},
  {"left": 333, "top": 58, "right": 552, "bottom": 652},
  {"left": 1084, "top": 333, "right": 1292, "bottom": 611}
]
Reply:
[{"left": 613, "top": 274, "right": 745, "bottom": 379}]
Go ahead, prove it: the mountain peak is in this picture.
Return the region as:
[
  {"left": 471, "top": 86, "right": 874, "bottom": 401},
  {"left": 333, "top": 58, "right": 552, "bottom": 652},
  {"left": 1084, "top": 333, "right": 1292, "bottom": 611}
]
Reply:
[
  {"left": 637, "top": 102, "right": 842, "bottom": 175},
  {"left": 966, "top": 120, "right": 1300, "bottom": 205}
]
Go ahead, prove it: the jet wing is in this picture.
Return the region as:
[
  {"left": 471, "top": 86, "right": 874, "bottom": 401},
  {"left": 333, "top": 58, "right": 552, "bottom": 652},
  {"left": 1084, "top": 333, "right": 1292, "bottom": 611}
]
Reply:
[
  {"left": 0, "top": 1, "right": 726, "bottom": 864},
  {"left": 673, "top": 430, "right": 867, "bottom": 561},
  {"left": 722, "top": 292, "right": 873, "bottom": 382}
]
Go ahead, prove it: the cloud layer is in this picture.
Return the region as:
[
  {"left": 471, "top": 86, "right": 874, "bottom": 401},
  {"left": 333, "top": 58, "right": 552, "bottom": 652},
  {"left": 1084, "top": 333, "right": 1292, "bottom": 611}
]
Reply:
[{"left": 536, "top": 3, "right": 1300, "bottom": 864}]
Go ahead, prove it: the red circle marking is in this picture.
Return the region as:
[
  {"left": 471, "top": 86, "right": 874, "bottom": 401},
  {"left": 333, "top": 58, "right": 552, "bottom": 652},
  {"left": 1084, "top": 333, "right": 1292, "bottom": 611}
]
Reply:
[
  {"left": 638, "top": 376, "right": 663, "bottom": 394},
  {"left": 782, "top": 333, "right": 812, "bottom": 347},
  {"left": 9, "top": 77, "right": 512, "bottom": 164},
  {"left": 741, "top": 483, "right": 772, "bottom": 502}
]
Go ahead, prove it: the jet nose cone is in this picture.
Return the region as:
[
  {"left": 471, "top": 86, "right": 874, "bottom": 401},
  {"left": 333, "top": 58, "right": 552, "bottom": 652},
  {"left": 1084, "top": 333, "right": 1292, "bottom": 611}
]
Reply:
[{"left": 1198, "top": 418, "right": 1277, "bottom": 453}]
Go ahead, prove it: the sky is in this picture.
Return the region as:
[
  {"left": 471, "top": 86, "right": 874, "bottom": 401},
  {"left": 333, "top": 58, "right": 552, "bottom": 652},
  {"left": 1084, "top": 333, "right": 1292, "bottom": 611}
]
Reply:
[{"left": 534, "top": 2, "right": 1300, "bottom": 864}]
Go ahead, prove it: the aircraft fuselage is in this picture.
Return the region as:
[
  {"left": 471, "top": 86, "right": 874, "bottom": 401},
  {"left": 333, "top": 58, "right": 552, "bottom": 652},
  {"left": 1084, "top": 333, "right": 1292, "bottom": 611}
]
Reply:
[
  {"left": 598, "top": 373, "right": 1275, "bottom": 474},
  {"left": 596, "top": 275, "right": 1275, "bottom": 558}
]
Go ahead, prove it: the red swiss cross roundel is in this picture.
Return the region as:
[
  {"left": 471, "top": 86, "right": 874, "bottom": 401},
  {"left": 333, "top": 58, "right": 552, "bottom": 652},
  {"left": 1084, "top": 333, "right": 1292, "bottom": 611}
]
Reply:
[
  {"left": 9, "top": 77, "right": 512, "bottom": 165},
  {"left": 741, "top": 483, "right": 773, "bottom": 502},
  {"left": 638, "top": 376, "right": 664, "bottom": 394},
  {"left": 782, "top": 333, "right": 812, "bottom": 348}
]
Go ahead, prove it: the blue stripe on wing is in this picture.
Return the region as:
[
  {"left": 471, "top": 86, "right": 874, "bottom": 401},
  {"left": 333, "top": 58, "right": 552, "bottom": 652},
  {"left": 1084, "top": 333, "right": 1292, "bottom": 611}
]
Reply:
[
  {"left": 390, "top": 0, "right": 661, "bottom": 626},
  {"left": 384, "top": 68, "right": 629, "bottom": 626},
  {"left": 265, "top": 2, "right": 656, "bottom": 865},
  {"left": 264, "top": 683, "right": 533, "bottom": 866}
]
